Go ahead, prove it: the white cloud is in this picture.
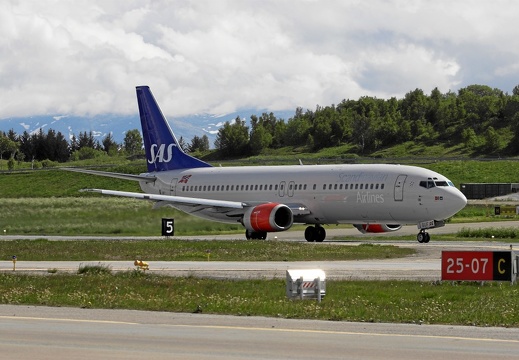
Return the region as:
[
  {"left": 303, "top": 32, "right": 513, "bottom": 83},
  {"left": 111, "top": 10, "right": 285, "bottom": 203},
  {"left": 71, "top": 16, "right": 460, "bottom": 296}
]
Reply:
[{"left": 1, "top": 0, "right": 519, "bottom": 120}]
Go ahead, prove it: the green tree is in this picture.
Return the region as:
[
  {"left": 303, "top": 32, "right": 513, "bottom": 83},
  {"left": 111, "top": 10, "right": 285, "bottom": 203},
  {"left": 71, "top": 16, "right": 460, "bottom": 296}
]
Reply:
[
  {"left": 77, "top": 131, "right": 98, "bottom": 149},
  {"left": 188, "top": 135, "right": 210, "bottom": 153},
  {"left": 351, "top": 114, "right": 373, "bottom": 153},
  {"left": 123, "top": 129, "right": 143, "bottom": 155},
  {"left": 461, "top": 128, "right": 479, "bottom": 150},
  {"left": 214, "top": 117, "right": 249, "bottom": 157},
  {"left": 312, "top": 106, "right": 335, "bottom": 150},
  {"left": 483, "top": 126, "right": 501, "bottom": 153},
  {"left": 0, "top": 133, "right": 18, "bottom": 161},
  {"left": 284, "top": 108, "right": 311, "bottom": 147},
  {"left": 249, "top": 124, "right": 272, "bottom": 155},
  {"left": 102, "top": 133, "right": 119, "bottom": 155},
  {"left": 178, "top": 136, "right": 188, "bottom": 152}
]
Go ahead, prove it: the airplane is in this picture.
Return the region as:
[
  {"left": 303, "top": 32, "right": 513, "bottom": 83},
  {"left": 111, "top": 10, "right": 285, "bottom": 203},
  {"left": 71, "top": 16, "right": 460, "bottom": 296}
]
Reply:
[{"left": 65, "top": 85, "right": 467, "bottom": 243}]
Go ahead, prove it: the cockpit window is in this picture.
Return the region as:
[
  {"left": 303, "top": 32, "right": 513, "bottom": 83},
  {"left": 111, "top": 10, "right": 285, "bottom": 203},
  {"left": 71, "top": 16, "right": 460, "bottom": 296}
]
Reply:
[
  {"left": 419, "top": 180, "right": 435, "bottom": 189},
  {"left": 434, "top": 181, "right": 449, "bottom": 187}
]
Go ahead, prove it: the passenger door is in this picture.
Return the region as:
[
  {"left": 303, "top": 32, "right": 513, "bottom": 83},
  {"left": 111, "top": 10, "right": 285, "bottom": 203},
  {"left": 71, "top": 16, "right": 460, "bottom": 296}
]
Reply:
[{"left": 394, "top": 175, "right": 407, "bottom": 201}]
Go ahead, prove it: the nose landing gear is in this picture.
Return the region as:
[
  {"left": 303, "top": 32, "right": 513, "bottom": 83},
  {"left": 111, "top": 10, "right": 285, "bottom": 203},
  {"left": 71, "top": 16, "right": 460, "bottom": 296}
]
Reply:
[{"left": 417, "top": 230, "right": 430, "bottom": 243}]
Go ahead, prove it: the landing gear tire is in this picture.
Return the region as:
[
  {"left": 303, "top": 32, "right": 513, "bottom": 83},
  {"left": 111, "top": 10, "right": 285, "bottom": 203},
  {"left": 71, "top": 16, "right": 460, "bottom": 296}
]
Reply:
[
  {"left": 245, "top": 230, "right": 267, "bottom": 240},
  {"left": 305, "top": 225, "right": 326, "bottom": 242},
  {"left": 417, "top": 231, "right": 430, "bottom": 243},
  {"left": 305, "top": 226, "right": 316, "bottom": 242},
  {"left": 316, "top": 226, "right": 326, "bottom": 242}
]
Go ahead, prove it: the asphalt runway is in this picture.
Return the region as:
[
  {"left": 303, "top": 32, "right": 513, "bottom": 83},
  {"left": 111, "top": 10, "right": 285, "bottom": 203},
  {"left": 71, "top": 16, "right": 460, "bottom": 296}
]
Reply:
[
  {"left": 2, "top": 221, "right": 519, "bottom": 359},
  {"left": 1, "top": 305, "right": 519, "bottom": 360}
]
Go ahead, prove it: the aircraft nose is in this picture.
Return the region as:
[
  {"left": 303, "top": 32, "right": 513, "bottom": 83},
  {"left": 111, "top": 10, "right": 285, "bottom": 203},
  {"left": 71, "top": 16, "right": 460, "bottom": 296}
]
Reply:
[
  {"left": 455, "top": 189, "right": 468, "bottom": 210},
  {"left": 448, "top": 188, "right": 468, "bottom": 214}
]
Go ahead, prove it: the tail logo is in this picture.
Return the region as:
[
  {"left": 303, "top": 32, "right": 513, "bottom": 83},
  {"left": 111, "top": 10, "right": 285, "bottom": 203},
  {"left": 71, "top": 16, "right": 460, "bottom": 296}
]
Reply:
[{"left": 148, "top": 143, "right": 175, "bottom": 165}]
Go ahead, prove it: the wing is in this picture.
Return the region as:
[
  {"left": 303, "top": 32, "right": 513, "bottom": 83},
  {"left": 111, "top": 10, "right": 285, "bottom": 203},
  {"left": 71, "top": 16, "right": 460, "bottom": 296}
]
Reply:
[
  {"left": 62, "top": 168, "right": 156, "bottom": 182},
  {"left": 81, "top": 188, "right": 311, "bottom": 220},
  {"left": 81, "top": 188, "right": 245, "bottom": 209}
]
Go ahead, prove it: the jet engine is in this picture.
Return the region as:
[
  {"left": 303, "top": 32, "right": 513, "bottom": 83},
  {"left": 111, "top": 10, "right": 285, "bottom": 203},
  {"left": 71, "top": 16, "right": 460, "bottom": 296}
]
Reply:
[
  {"left": 242, "top": 203, "right": 293, "bottom": 232},
  {"left": 354, "top": 224, "right": 402, "bottom": 233}
]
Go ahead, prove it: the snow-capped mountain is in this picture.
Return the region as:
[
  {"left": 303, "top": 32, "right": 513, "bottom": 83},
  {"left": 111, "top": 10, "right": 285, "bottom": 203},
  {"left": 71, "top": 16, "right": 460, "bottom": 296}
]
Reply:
[{"left": 0, "top": 110, "right": 294, "bottom": 147}]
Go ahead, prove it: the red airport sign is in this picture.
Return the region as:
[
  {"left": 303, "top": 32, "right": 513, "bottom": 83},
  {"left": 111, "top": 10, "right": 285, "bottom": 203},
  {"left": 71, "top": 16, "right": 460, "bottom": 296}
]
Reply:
[{"left": 441, "top": 251, "right": 512, "bottom": 281}]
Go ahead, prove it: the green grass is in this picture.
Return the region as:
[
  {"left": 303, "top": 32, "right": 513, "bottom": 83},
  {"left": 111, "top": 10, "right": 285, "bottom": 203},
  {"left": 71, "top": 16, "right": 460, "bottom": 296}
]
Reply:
[
  {"left": 0, "top": 169, "right": 141, "bottom": 197},
  {"left": 456, "top": 227, "right": 519, "bottom": 239},
  {"left": 0, "top": 239, "right": 413, "bottom": 261},
  {"left": 1, "top": 273, "right": 518, "bottom": 327},
  {"left": 0, "top": 197, "right": 243, "bottom": 236}
]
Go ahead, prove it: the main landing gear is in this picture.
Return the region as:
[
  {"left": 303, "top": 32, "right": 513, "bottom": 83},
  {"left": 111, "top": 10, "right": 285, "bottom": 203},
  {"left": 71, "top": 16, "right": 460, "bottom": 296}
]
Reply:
[
  {"left": 305, "top": 225, "right": 326, "bottom": 242},
  {"left": 245, "top": 229, "right": 267, "bottom": 240},
  {"left": 417, "top": 230, "right": 430, "bottom": 243}
]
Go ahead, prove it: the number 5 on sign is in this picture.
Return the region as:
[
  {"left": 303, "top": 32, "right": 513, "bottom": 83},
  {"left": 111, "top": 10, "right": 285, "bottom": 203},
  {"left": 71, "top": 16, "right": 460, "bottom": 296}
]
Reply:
[{"left": 162, "top": 218, "right": 175, "bottom": 236}]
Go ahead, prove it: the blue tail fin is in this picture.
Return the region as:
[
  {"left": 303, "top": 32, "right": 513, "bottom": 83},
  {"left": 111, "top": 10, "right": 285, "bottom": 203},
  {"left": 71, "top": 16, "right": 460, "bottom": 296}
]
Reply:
[{"left": 136, "top": 86, "right": 212, "bottom": 172}]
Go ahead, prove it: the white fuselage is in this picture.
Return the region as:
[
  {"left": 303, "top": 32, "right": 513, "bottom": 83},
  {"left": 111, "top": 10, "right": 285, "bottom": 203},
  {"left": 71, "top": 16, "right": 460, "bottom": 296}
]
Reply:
[{"left": 139, "top": 163, "right": 467, "bottom": 226}]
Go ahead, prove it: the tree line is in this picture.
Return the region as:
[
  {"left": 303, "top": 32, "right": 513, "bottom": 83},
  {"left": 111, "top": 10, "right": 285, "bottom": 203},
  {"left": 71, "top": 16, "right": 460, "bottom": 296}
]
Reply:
[
  {"left": 0, "top": 125, "right": 210, "bottom": 169},
  {"left": 2, "top": 83, "right": 519, "bottom": 169},
  {"left": 215, "top": 84, "right": 519, "bottom": 157}
]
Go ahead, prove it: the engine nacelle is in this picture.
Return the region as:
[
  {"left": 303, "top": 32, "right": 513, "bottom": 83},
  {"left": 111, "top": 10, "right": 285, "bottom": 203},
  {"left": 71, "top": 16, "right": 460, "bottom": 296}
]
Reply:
[
  {"left": 354, "top": 224, "right": 402, "bottom": 233},
  {"left": 242, "top": 203, "right": 293, "bottom": 232}
]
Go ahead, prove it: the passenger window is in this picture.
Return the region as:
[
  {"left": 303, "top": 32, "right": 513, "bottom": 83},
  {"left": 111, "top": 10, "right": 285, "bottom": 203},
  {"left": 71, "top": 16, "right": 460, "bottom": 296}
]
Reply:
[
  {"left": 355, "top": 184, "right": 359, "bottom": 189},
  {"left": 334, "top": 184, "right": 338, "bottom": 190},
  {"left": 313, "top": 184, "right": 316, "bottom": 190},
  {"left": 323, "top": 184, "right": 327, "bottom": 190},
  {"left": 381, "top": 184, "right": 385, "bottom": 190},
  {"left": 360, "top": 184, "right": 363, "bottom": 189}
]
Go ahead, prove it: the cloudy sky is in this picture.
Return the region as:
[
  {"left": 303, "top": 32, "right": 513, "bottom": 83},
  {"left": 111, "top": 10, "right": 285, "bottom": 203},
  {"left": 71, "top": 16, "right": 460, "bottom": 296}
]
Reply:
[{"left": 1, "top": 0, "right": 518, "bottom": 120}]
